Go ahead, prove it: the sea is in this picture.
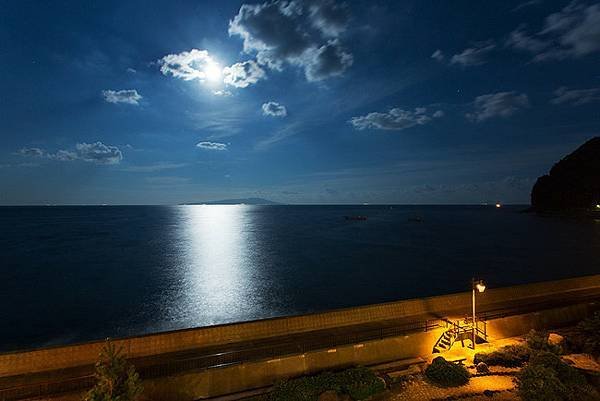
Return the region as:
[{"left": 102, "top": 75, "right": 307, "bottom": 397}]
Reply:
[{"left": 1, "top": 205, "right": 599, "bottom": 351}]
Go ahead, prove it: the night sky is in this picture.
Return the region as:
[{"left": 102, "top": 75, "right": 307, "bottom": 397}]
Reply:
[{"left": 1, "top": 0, "right": 599, "bottom": 205}]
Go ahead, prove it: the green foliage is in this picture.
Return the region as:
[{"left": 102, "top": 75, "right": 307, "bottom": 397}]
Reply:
[
  {"left": 336, "top": 367, "right": 385, "bottom": 400},
  {"left": 529, "top": 352, "right": 585, "bottom": 386},
  {"left": 473, "top": 344, "right": 530, "bottom": 367},
  {"left": 575, "top": 311, "right": 600, "bottom": 356},
  {"left": 516, "top": 365, "right": 566, "bottom": 401},
  {"left": 269, "top": 367, "right": 384, "bottom": 401},
  {"left": 424, "top": 357, "right": 469, "bottom": 387},
  {"left": 84, "top": 341, "right": 143, "bottom": 401},
  {"left": 526, "top": 330, "right": 562, "bottom": 354},
  {"left": 517, "top": 351, "right": 598, "bottom": 401}
]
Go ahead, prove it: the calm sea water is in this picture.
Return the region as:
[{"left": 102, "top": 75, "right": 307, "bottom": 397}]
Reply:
[{"left": 1, "top": 205, "right": 599, "bottom": 351}]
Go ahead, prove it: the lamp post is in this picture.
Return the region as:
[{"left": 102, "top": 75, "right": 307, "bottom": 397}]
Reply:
[{"left": 472, "top": 279, "right": 486, "bottom": 350}]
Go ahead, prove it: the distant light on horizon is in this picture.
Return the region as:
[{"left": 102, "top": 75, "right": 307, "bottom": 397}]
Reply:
[{"left": 495, "top": 203, "right": 502, "bottom": 208}]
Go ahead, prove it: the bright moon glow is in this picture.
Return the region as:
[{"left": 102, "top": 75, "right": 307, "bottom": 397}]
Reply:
[{"left": 204, "top": 62, "right": 222, "bottom": 82}]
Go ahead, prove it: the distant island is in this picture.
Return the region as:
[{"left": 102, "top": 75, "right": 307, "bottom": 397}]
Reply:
[
  {"left": 531, "top": 137, "right": 600, "bottom": 213},
  {"left": 181, "top": 197, "right": 280, "bottom": 205}
]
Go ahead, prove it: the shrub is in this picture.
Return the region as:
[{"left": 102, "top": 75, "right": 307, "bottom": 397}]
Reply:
[
  {"left": 84, "top": 341, "right": 142, "bottom": 401},
  {"left": 529, "top": 352, "right": 585, "bottom": 385},
  {"left": 424, "top": 357, "right": 469, "bottom": 387},
  {"left": 269, "top": 367, "right": 384, "bottom": 401},
  {"left": 473, "top": 344, "right": 530, "bottom": 367},
  {"left": 516, "top": 365, "right": 566, "bottom": 401},
  {"left": 526, "top": 330, "right": 562, "bottom": 355},
  {"left": 574, "top": 311, "right": 600, "bottom": 356},
  {"left": 337, "top": 367, "right": 386, "bottom": 400},
  {"left": 527, "top": 351, "right": 598, "bottom": 401}
]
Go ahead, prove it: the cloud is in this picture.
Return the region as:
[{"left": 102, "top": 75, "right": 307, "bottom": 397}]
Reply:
[
  {"left": 349, "top": 107, "right": 444, "bottom": 131},
  {"left": 49, "top": 150, "right": 78, "bottom": 161},
  {"left": 551, "top": 86, "right": 600, "bottom": 105},
  {"left": 449, "top": 41, "right": 496, "bottom": 66},
  {"left": 120, "top": 162, "right": 188, "bottom": 173},
  {"left": 101, "top": 89, "right": 142, "bottom": 105},
  {"left": 228, "top": 0, "right": 353, "bottom": 81},
  {"left": 158, "top": 49, "right": 219, "bottom": 81},
  {"left": 431, "top": 49, "right": 445, "bottom": 62},
  {"left": 196, "top": 141, "right": 228, "bottom": 151},
  {"left": 262, "top": 101, "right": 287, "bottom": 117},
  {"left": 467, "top": 91, "right": 530, "bottom": 122},
  {"left": 18, "top": 147, "right": 45, "bottom": 157},
  {"left": 223, "top": 60, "right": 266, "bottom": 88},
  {"left": 213, "top": 90, "right": 233, "bottom": 96},
  {"left": 507, "top": 1, "right": 600, "bottom": 61},
  {"left": 303, "top": 39, "right": 353, "bottom": 81},
  {"left": 75, "top": 142, "right": 123, "bottom": 164},
  {"left": 17, "top": 142, "right": 123, "bottom": 165},
  {"left": 512, "top": 0, "right": 542, "bottom": 12},
  {"left": 505, "top": 26, "right": 549, "bottom": 53}
]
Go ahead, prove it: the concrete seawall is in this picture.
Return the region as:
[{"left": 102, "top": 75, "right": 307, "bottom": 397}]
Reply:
[
  {"left": 1, "top": 274, "right": 599, "bottom": 378},
  {"left": 1, "top": 274, "right": 599, "bottom": 400}
]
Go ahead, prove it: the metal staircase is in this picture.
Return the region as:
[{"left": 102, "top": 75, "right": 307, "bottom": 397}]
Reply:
[{"left": 433, "top": 318, "right": 488, "bottom": 353}]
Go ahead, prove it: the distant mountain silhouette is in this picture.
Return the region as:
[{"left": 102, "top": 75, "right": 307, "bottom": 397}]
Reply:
[
  {"left": 182, "top": 197, "right": 280, "bottom": 205},
  {"left": 531, "top": 137, "right": 600, "bottom": 212}
]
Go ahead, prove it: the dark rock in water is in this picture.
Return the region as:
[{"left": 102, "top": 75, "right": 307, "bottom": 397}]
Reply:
[{"left": 531, "top": 137, "right": 600, "bottom": 212}]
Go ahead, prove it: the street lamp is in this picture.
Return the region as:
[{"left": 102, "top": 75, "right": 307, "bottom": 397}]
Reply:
[{"left": 472, "top": 278, "right": 486, "bottom": 350}]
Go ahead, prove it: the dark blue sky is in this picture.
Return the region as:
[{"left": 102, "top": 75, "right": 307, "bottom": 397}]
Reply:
[{"left": 1, "top": 0, "right": 599, "bottom": 204}]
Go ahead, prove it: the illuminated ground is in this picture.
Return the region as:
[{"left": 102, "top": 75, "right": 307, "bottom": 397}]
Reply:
[{"left": 382, "top": 335, "right": 527, "bottom": 401}]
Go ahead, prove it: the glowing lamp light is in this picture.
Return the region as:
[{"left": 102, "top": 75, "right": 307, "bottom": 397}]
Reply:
[
  {"left": 475, "top": 281, "right": 486, "bottom": 293},
  {"left": 596, "top": 204, "right": 600, "bottom": 209}
]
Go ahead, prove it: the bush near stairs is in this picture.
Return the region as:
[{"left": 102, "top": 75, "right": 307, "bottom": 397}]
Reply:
[{"left": 425, "top": 357, "right": 470, "bottom": 387}]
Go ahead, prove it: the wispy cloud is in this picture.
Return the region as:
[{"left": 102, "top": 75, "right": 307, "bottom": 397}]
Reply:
[
  {"left": 120, "top": 162, "right": 188, "bottom": 173},
  {"left": 551, "top": 86, "right": 600, "bottom": 106},
  {"left": 254, "top": 122, "right": 304, "bottom": 150},
  {"left": 17, "top": 142, "right": 123, "bottom": 165},
  {"left": 196, "top": 141, "right": 228, "bottom": 151},
  {"left": 512, "top": 0, "right": 542, "bottom": 12},
  {"left": 507, "top": 1, "right": 600, "bottom": 61},
  {"left": 101, "top": 89, "right": 142, "bottom": 105},
  {"left": 467, "top": 91, "right": 530, "bottom": 122},
  {"left": 432, "top": 42, "right": 495, "bottom": 67},
  {"left": 449, "top": 41, "right": 496, "bottom": 67},
  {"left": 349, "top": 107, "right": 444, "bottom": 131}
]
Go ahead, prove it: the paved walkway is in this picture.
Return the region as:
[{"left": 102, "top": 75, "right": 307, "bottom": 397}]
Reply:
[{"left": 385, "top": 375, "right": 516, "bottom": 401}]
